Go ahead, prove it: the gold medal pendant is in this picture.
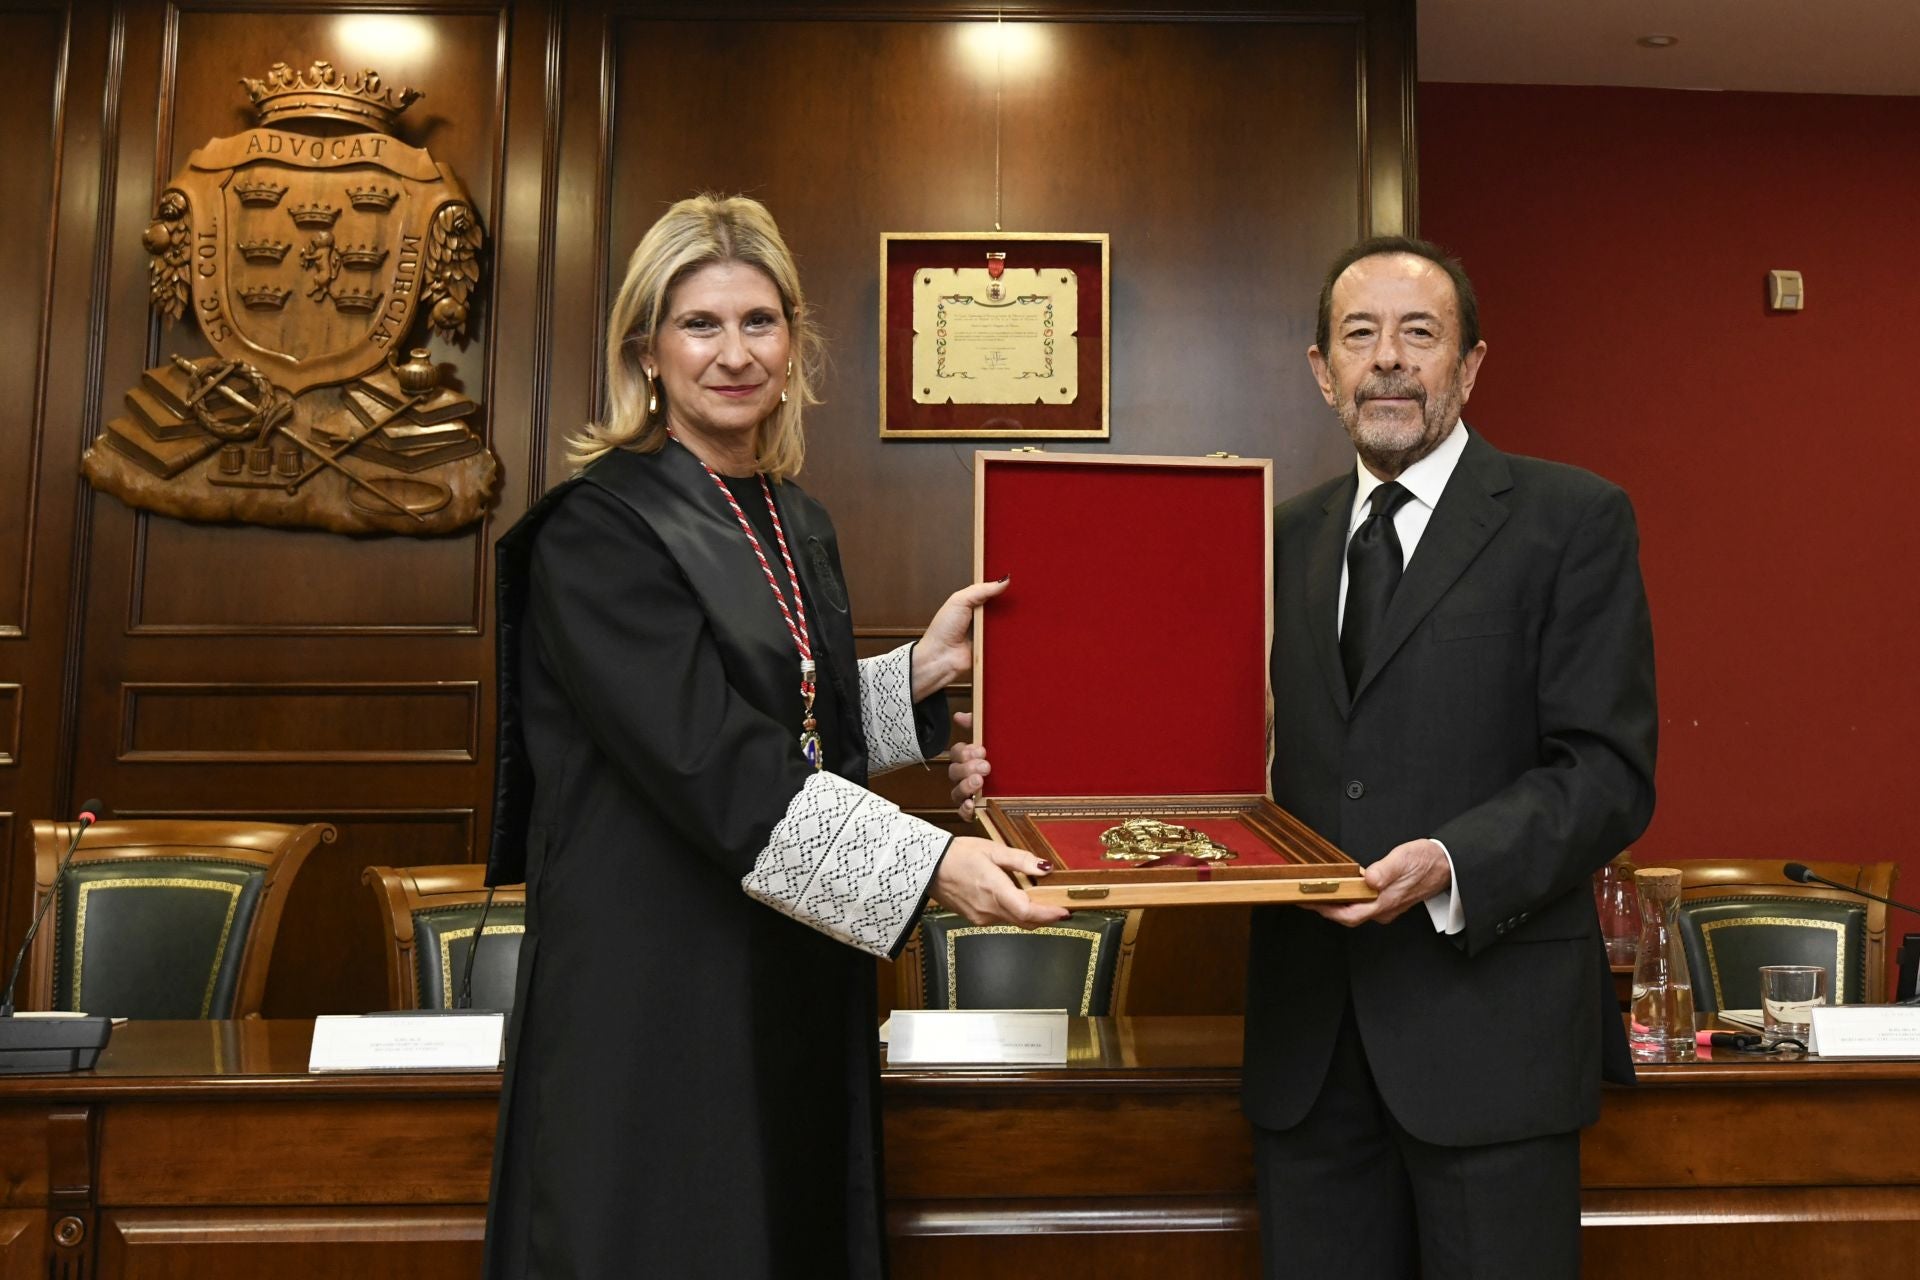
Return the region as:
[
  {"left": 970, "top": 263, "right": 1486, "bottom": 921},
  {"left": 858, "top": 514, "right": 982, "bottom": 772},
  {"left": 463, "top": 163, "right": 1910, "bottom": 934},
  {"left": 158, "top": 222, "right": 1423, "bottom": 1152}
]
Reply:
[{"left": 799, "top": 662, "right": 822, "bottom": 771}]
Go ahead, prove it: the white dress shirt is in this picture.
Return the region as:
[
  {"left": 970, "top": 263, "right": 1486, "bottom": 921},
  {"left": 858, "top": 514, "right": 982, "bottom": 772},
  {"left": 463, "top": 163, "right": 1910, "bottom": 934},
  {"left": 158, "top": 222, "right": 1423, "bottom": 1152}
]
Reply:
[{"left": 1337, "top": 420, "right": 1469, "bottom": 935}]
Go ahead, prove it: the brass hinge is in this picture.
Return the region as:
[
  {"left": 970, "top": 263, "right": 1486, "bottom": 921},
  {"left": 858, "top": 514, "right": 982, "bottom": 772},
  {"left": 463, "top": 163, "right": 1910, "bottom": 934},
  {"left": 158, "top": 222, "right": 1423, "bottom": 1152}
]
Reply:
[
  {"left": 1204, "top": 451, "right": 1240, "bottom": 459},
  {"left": 1011, "top": 445, "right": 1045, "bottom": 453}
]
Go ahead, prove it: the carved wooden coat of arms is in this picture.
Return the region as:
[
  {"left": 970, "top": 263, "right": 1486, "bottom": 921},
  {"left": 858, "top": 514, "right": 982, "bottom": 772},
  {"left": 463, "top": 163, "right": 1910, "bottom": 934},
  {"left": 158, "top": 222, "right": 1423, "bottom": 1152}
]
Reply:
[{"left": 82, "top": 61, "right": 498, "bottom": 534}]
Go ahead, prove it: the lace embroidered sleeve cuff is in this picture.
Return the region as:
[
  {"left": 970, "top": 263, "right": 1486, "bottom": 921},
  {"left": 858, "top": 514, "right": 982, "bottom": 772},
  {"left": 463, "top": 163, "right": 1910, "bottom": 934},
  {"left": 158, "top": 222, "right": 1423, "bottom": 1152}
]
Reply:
[
  {"left": 742, "top": 770, "right": 950, "bottom": 957},
  {"left": 858, "top": 641, "right": 926, "bottom": 775}
]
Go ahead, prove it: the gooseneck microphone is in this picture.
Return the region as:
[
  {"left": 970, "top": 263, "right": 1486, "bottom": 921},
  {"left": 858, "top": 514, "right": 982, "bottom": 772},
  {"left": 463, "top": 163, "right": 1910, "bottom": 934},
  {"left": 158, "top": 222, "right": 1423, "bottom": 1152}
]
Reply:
[
  {"left": 1, "top": 800, "right": 104, "bottom": 1017},
  {"left": 1782, "top": 863, "right": 1920, "bottom": 1005},
  {"left": 0, "top": 801, "right": 117, "bottom": 1072},
  {"left": 1782, "top": 863, "right": 1920, "bottom": 919}
]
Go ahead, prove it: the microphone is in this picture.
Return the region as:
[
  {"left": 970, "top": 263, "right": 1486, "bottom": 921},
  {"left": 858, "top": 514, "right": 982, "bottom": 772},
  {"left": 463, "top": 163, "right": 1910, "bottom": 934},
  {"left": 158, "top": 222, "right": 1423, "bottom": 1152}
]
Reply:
[
  {"left": 455, "top": 883, "right": 499, "bottom": 1011},
  {"left": 1781, "top": 863, "right": 1920, "bottom": 1004},
  {"left": 0, "top": 801, "right": 116, "bottom": 1073},
  {"left": 1782, "top": 863, "right": 1920, "bottom": 918}
]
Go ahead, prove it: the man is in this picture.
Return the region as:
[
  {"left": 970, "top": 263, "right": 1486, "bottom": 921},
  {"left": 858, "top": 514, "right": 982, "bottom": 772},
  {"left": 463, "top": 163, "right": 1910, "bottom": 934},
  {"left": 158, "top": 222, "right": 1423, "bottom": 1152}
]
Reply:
[
  {"left": 951, "top": 235, "right": 1655, "bottom": 1278},
  {"left": 1244, "top": 236, "right": 1656, "bottom": 1277}
]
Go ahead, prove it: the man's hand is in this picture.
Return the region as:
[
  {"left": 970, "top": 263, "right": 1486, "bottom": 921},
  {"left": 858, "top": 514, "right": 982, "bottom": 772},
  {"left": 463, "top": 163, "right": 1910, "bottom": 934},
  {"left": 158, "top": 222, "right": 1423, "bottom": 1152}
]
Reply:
[
  {"left": 1309, "top": 837, "right": 1451, "bottom": 927},
  {"left": 932, "top": 836, "right": 1069, "bottom": 927},
  {"left": 947, "top": 711, "right": 989, "bottom": 821},
  {"left": 913, "top": 579, "right": 1009, "bottom": 701}
]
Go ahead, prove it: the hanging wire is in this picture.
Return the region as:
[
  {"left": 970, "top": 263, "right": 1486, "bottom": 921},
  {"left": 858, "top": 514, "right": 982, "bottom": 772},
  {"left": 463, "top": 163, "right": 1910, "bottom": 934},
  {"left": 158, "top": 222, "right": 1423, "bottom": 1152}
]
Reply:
[{"left": 993, "top": 7, "right": 1004, "bottom": 231}]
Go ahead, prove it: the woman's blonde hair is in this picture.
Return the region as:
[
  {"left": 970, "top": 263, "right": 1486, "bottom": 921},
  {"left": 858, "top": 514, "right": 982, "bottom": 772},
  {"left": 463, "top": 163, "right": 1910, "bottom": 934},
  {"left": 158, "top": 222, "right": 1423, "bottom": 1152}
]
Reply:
[{"left": 568, "top": 193, "right": 821, "bottom": 479}]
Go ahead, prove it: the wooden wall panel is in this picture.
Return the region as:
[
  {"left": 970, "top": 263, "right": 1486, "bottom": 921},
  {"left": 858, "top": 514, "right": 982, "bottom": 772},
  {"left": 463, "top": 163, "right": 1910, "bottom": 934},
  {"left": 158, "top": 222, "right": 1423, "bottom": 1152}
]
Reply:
[
  {"left": 127, "top": 522, "right": 484, "bottom": 634},
  {"left": 99, "top": 1208, "right": 484, "bottom": 1280},
  {"left": 118, "top": 682, "right": 478, "bottom": 763},
  {"left": 4, "top": 0, "right": 1414, "bottom": 1017},
  {"left": 0, "top": 0, "right": 88, "bottom": 991},
  {"left": 598, "top": 6, "right": 1405, "bottom": 629},
  {"left": 0, "top": 6, "right": 63, "bottom": 640},
  {"left": 0, "top": 687, "right": 18, "bottom": 767}
]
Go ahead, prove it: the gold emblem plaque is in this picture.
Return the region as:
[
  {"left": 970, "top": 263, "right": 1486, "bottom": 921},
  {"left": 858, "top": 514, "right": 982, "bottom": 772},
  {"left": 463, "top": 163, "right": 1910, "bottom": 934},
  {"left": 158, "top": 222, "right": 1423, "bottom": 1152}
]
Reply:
[{"left": 81, "top": 59, "right": 498, "bottom": 534}]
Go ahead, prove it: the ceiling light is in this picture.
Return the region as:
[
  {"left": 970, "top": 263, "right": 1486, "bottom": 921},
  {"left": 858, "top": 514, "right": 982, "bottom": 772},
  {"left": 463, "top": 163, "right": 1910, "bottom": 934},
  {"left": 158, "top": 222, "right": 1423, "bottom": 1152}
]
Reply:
[{"left": 1636, "top": 34, "right": 1679, "bottom": 49}]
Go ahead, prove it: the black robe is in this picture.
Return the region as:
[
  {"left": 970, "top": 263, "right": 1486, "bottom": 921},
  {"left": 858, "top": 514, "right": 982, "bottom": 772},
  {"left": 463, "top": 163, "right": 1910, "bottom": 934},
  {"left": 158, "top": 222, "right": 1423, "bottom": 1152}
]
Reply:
[{"left": 483, "top": 441, "right": 949, "bottom": 1279}]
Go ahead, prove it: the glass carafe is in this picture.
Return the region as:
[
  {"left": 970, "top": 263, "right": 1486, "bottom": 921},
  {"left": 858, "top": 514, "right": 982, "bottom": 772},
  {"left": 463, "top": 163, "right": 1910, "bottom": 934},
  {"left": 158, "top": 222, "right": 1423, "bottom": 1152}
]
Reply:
[
  {"left": 1593, "top": 851, "right": 1641, "bottom": 964},
  {"left": 1629, "top": 867, "right": 1696, "bottom": 1063}
]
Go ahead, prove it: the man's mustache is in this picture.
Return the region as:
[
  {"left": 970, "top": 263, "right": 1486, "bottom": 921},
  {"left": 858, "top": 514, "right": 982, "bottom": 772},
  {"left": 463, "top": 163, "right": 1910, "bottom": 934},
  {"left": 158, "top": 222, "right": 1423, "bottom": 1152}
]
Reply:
[{"left": 1354, "top": 375, "right": 1425, "bottom": 406}]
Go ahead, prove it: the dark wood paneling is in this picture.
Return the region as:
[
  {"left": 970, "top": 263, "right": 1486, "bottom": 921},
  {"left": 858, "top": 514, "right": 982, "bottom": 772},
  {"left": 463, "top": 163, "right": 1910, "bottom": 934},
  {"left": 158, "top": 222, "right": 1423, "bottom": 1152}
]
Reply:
[
  {"left": 0, "top": 0, "right": 87, "bottom": 1011},
  {"left": 118, "top": 682, "right": 478, "bottom": 763},
  {"left": 0, "top": 687, "right": 18, "bottom": 766},
  {"left": 603, "top": 7, "right": 1397, "bottom": 629},
  {"left": 253, "top": 809, "right": 477, "bottom": 1017},
  {"left": 7, "top": 0, "right": 1413, "bottom": 1020},
  {"left": 127, "top": 521, "right": 486, "bottom": 635},
  {"left": 0, "top": 1211, "right": 45, "bottom": 1280},
  {"left": 100, "top": 1209, "right": 484, "bottom": 1280},
  {"left": 0, "top": 5, "right": 64, "bottom": 640}
]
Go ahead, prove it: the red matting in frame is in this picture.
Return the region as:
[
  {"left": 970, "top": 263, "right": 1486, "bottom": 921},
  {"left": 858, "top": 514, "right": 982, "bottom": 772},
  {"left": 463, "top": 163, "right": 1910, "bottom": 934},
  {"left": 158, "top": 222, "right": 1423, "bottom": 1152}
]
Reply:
[
  {"left": 974, "top": 453, "right": 1270, "bottom": 798},
  {"left": 879, "top": 233, "right": 1108, "bottom": 439}
]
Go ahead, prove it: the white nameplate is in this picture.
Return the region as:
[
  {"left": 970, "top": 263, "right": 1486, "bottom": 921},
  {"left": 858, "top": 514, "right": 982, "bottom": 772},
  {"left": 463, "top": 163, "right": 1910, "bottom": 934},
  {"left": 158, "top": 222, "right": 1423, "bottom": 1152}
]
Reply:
[
  {"left": 308, "top": 1012, "right": 505, "bottom": 1073},
  {"left": 886, "top": 1009, "right": 1069, "bottom": 1066},
  {"left": 1808, "top": 1006, "right": 1920, "bottom": 1058}
]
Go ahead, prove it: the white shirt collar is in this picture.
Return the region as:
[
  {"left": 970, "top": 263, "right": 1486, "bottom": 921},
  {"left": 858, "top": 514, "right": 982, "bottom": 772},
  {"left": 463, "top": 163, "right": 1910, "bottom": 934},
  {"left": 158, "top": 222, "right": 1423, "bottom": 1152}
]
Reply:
[{"left": 1349, "top": 420, "right": 1469, "bottom": 530}]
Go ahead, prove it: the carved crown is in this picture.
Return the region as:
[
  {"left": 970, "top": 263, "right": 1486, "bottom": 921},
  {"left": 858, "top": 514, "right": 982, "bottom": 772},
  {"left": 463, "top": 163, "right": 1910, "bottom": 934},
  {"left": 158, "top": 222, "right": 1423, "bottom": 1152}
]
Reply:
[
  {"left": 234, "top": 175, "right": 288, "bottom": 207},
  {"left": 238, "top": 238, "right": 292, "bottom": 264},
  {"left": 288, "top": 202, "right": 340, "bottom": 229},
  {"left": 346, "top": 183, "right": 399, "bottom": 212},
  {"left": 337, "top": 243, "right": 389, "bottom": 270},
  {"left": 239, "top": 284, "right": 292, "bottom": 310},
  {"left": 332, "top": 286, "right": 385, "bottom": 314},
  {"left": 239, "top": 61, "right": 423, "bottom": 132}
]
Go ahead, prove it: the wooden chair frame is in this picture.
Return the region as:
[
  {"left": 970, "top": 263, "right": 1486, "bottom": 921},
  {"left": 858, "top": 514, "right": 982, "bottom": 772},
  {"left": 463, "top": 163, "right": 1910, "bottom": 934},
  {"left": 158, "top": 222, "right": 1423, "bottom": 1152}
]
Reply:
[
  {"left": 1674, "top": 857, "right": 1898, "bottom": 1004},
  {"left": 27, "top": 818, "right": 332, "bottom": 1019},
  {"left": 894, "top": 908, "right": 1143, "bottom": 1015},
  {"left": 363, "top": 863, "right": 526, "bottom": 1011}
]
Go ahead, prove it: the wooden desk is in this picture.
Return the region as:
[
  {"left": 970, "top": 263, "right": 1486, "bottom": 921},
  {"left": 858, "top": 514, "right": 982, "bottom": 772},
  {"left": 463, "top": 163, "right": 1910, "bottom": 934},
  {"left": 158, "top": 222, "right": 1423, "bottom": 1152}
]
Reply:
[{"left": 2, "top": 1019, "right": 1916, "bottom": 1278}]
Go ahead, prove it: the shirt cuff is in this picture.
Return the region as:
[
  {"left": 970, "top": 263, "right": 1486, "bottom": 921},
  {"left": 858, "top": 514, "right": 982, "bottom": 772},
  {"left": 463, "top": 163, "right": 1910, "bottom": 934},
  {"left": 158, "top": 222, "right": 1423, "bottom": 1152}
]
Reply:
[{"left": 1421, "top": 837, "right": 1466, "bottom": 935}]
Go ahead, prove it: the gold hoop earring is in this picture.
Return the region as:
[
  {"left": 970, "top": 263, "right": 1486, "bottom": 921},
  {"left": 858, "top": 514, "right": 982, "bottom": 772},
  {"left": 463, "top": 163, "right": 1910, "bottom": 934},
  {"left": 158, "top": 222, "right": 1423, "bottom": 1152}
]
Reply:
[{"left": 644, "top": 368, "right": 658, "bottom": 416}]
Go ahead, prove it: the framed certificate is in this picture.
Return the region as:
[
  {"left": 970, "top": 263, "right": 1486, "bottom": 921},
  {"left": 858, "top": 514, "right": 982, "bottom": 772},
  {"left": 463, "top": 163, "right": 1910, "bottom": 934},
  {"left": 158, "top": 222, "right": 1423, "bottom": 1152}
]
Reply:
[{"left": 879, "top": 232, "right": 1109, "bottom": 440}]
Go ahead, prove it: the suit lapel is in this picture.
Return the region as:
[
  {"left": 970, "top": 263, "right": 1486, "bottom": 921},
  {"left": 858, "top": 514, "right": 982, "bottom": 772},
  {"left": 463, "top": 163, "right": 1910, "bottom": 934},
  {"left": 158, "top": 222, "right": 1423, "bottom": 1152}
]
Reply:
[
  {"left": 1304, "top": 476, "right": 1356, "bottom": 719},
  {"left": 1350, "top": 431, "right": 1514, "bottom": 704}
]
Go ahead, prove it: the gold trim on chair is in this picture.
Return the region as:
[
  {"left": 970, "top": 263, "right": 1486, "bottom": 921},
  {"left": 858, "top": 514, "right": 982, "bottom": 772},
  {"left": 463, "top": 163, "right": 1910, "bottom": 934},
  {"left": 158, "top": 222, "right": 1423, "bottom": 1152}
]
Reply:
[
  {"left": 436, "top": 923, "right": 526, "bottom": 1009},
  {"left": 1699, "top": 915, "right": 1848, "bottom": 1010},
  {"left": 72, "top": 877, "right": 244, "bottom": 1016},
  {"left": 945, "top": 925, "right": 1104, "bottom": 1015}
]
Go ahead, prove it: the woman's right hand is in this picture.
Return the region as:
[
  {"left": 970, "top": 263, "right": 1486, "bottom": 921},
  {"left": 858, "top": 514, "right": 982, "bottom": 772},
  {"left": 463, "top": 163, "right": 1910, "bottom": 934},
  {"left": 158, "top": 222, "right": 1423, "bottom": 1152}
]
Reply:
[
  {"left": 947, "top": 711, "right": 990, "bottom": 822},
  {"left": 932, "top": 837, "right": 1070, "bottom": 927}
]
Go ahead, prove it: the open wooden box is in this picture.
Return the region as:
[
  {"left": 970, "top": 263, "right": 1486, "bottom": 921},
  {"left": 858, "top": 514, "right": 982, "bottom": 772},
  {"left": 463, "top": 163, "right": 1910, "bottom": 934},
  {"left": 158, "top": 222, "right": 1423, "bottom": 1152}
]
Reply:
[{"left": 971, "top": 451, "right": 1373, "bottom": 908}]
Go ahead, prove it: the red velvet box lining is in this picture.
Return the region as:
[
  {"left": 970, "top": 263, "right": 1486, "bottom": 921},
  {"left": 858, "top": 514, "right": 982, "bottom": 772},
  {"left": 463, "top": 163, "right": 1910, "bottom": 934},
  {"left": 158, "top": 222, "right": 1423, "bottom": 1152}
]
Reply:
[
  {"left": 883, "top": 237, "right": 1106, "bottom": 436},
  {"left": 978, "top": 458, "right": 1269, "bottom": 798}
]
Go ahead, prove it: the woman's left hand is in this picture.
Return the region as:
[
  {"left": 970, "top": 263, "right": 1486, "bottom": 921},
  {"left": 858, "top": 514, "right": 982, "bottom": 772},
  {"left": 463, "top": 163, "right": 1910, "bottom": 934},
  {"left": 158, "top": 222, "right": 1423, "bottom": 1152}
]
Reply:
[{"left": 912, "top": 578, "right": 1008, "bottom": 701}]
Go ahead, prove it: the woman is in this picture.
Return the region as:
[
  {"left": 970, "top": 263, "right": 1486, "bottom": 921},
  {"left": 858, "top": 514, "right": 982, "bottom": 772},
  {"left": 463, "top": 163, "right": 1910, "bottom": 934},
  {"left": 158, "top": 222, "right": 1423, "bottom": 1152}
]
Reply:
[{"left": 482, "top": 194, "right": 1064, "bottom": 1278}]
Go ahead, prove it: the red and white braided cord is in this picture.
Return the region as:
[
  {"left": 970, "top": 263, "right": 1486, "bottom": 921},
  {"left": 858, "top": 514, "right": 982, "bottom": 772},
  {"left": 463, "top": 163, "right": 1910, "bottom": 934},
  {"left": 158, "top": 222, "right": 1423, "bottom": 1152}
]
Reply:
[{"left": 683, "top": 447, "right": 814, "bottom": 697}]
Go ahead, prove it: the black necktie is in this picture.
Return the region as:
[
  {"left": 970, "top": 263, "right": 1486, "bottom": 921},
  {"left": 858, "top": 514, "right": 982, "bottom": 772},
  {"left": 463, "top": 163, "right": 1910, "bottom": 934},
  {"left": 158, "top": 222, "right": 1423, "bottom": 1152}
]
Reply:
[{"left": 1341, "top": 481, "right": 1413, "bottom": 694}]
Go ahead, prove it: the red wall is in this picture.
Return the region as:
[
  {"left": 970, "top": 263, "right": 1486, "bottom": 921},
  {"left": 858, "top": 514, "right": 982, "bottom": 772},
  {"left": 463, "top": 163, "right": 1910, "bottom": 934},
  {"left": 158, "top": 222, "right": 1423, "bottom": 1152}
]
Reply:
[{"left": 1419, "top": 84, "right": 1920, "bottom": 987}]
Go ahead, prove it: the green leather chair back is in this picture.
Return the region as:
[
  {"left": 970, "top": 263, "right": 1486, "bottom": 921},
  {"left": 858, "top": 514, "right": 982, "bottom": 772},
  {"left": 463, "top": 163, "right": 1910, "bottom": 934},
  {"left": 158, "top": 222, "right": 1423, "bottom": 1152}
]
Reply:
[
  {"left": 917, "top": 910, "right": 1130, "bottom": 1015},
  {"left": 1678, "top": 896, "right": 1865, "bottom": 1012},
  {"left": 411, "top": 902, "right": 526, "bottom": 1012},
  {"left": 51, "top": 857, "right": 271, "bottom": 1019}
]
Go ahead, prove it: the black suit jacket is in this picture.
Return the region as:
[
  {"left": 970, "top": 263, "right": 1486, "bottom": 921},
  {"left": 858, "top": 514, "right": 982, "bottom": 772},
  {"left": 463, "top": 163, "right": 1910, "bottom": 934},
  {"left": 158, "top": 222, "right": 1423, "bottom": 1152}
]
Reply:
[{"left": 1244, "top": 428, "right": 1657, "bottom": 1147}]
